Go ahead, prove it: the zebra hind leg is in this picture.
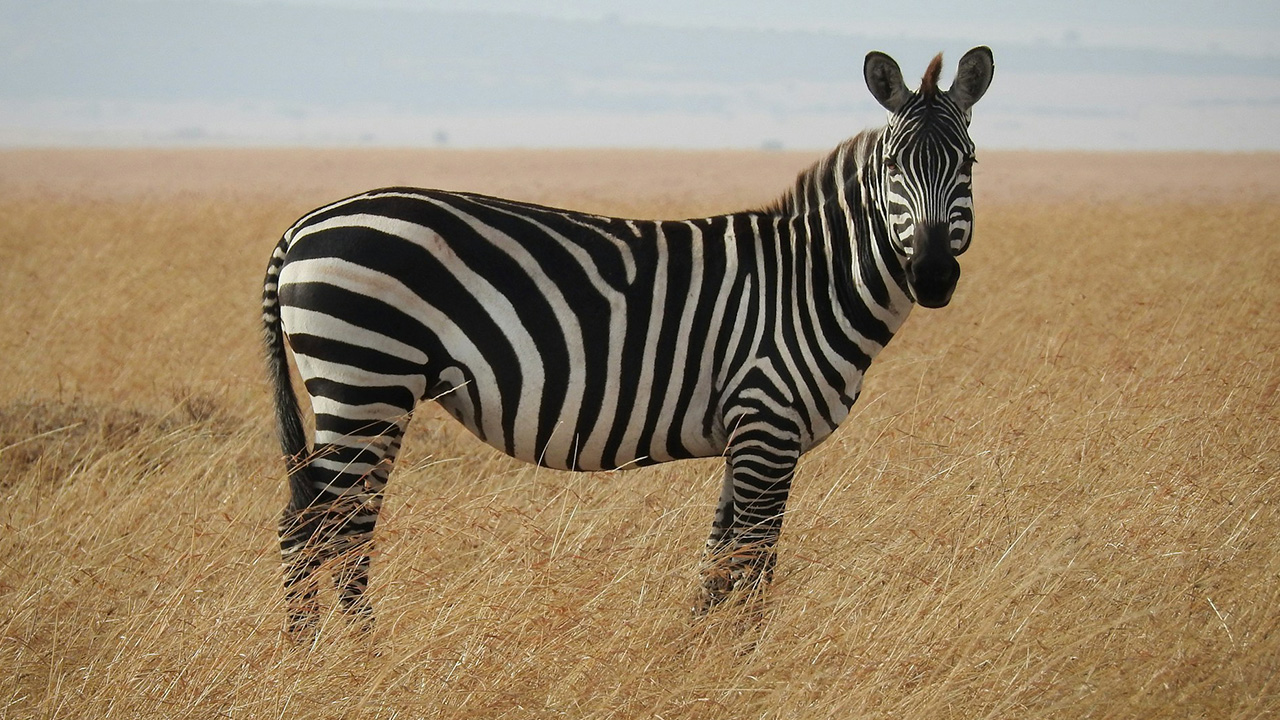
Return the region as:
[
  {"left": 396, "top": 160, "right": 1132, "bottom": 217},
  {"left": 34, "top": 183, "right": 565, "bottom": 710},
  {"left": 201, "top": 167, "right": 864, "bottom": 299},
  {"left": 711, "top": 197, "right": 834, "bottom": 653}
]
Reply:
[
  {"left": 279, "top": 410, "right": 412, "bottom": 638},
  {"left": 279, "top": 498, "right": 324, "bottom": 637},
  {"left": 331, "top": 416, "right": 410, "bottom": 629}
]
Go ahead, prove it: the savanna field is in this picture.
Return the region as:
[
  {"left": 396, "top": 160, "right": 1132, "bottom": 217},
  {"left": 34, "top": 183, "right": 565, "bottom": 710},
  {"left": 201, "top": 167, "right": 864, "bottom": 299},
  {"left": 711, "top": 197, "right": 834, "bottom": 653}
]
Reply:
[{"left": 0, "top": 148, "right": 1277, "bottom": 718}]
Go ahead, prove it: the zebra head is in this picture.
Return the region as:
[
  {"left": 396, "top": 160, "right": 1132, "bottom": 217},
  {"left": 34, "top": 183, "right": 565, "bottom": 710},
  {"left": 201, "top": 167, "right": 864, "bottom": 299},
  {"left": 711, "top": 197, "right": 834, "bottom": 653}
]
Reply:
[{"left": 864, "top": 46, "right": 994, "bottom": 308}]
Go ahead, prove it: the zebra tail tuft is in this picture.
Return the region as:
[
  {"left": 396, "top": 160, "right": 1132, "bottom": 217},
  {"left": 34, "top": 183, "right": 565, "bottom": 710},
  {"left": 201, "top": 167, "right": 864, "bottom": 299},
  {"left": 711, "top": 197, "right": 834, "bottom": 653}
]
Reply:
[{"left": 262, "top": 233, "right": 320, "bottom": 513}]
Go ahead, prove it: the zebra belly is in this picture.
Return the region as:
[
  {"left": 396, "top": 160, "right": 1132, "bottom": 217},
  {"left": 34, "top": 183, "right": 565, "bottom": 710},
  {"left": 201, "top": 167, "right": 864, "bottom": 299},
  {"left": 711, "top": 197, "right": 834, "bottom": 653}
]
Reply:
[
  {"left": 426, "top": 331, "right": 727, "bottom": 472},
  {"left": 430, "top": 376, "right": 716, "bottom": 471}
]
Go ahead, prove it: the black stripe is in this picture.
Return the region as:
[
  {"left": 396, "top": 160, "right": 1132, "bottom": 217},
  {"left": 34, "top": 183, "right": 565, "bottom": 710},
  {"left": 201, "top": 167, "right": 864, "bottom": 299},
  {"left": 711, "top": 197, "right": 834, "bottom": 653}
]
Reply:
[
  {"left": 304, "top": 377, "right": 415, "bottom": 410},
  {"left": 599, "top": 220, "right": 660, "bottom": 469},
  {"left": 666, "top": 216, "right": 726, "bottom": 460},
  {"left": 287, "top": 332, "right": 424, "bottom": 378},
  {"left": 635, "top": 221, "right": 693, "bottom": 461}
]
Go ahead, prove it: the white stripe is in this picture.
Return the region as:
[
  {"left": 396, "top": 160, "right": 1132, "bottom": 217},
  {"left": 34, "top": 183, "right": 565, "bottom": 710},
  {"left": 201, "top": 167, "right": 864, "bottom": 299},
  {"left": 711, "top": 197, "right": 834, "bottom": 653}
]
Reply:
[
  {"left": 616, "top": 223, "right": 667, "bottom": 466},
  {"left": 717, "top": 215, "right": 769, "bottom": 409},
  {"left": 309, "top": 460, "right": 377, "bottom": 484},
  {"left": 683, "top": 218, "right": 739, "bottom": 453},
  {"left": 283, "top": 306, "right": 429, "bottom": 366},
  {"left": 647, "top": 221, "right": 704, "bottom": 462},
  {"left": 289, "top": 352, "right": 427, "bottom": 400}
]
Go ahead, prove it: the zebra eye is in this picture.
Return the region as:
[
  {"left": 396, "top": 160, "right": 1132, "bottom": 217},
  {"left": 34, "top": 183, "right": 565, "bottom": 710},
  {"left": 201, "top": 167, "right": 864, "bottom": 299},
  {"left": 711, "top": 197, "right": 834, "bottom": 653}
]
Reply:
[{"left": 884, "top": 156, "right": 899, "bottom": 173}]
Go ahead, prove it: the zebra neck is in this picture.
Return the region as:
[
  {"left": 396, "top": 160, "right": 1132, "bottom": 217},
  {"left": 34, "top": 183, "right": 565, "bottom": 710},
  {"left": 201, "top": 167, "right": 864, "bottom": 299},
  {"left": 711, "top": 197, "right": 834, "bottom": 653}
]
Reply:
[
  {"left": 817, "top": 142, "right": 914, "bottom": 353},
  {"left": 859, "top": 160, "right": 914, "bottom": 315},
  {"left": 764, "top": 130, "right": 914, "bottom": 334}
]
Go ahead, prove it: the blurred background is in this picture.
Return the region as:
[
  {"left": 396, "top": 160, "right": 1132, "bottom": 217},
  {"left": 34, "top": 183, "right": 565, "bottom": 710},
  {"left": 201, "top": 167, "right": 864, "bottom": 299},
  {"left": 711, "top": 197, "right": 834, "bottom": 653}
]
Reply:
[{"left": 2, "top": 0, "right": 1277, "bottom": 150}]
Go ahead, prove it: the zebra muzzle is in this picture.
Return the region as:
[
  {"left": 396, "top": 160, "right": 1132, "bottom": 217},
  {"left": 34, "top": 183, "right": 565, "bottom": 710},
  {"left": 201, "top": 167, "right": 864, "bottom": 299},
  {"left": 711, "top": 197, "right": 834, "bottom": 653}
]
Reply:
[{"left": 905, "top": 224, "right": 961, "bottom": 308}]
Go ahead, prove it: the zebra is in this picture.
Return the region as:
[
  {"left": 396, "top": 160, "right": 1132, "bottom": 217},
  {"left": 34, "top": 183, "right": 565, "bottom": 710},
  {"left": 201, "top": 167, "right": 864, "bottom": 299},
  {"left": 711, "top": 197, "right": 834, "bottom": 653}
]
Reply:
[{"left": 262, "top": 47, "right": 994, "bottom": 635}]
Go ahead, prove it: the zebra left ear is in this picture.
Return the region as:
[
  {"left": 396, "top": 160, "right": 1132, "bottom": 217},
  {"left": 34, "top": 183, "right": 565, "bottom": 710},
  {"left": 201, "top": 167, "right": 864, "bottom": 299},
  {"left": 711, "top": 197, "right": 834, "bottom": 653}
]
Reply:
[{"left": 947, "top": 46, "right": 994, "bottom": 113}]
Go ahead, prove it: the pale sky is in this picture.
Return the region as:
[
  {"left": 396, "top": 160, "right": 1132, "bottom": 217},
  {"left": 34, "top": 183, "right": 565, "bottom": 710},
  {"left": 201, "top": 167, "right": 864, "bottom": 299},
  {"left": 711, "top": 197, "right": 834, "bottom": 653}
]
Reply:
[
  {"left": 2, "top": 0, "right": 1278, "bottom": 149},
  {"left": 328, "top": 0, "right": 1280, "bottom": 56}
]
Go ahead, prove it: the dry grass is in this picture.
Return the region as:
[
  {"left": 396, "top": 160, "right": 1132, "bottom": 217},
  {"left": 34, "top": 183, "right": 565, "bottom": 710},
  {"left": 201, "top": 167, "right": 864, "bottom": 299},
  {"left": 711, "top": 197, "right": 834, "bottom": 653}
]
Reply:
[{"left": 0, "top": 149, "right": 1276, "bottom": 718}]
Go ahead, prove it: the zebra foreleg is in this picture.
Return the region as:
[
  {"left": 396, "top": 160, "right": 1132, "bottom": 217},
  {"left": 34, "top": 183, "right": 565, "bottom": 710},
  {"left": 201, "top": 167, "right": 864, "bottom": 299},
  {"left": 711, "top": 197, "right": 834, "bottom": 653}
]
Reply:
[{"left": 696, "top": 421, "right": 799, "bottom": 614}]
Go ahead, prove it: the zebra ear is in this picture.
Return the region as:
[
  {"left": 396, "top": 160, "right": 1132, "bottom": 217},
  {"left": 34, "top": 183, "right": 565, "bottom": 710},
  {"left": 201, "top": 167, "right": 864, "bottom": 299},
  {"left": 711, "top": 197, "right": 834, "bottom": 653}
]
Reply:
[
  {"left": 948, "top": 46, "right": 994, "bottom": 112},
  {"left": 864, "top": 51, "right": 910, "bottom": 114}
]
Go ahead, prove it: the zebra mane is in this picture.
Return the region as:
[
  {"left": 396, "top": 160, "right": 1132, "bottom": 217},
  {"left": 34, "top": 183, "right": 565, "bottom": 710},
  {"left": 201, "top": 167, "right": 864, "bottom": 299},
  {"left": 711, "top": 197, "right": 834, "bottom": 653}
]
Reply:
[
  {"left": 763, "top": 52, "right": 945, "bottom": 218},
  {"left": 920, "top": 53, "right": 944, "bottom": 98},
  {"left": 761, "top": 130, "right": 877, "bottom": 218}
]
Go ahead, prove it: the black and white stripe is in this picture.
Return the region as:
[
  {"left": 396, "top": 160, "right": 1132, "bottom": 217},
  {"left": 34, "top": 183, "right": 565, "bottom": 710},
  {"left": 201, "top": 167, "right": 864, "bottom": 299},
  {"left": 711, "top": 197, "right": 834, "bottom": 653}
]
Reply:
[{"left": 264, "top": 47, "right": 994, "bottom": 634}]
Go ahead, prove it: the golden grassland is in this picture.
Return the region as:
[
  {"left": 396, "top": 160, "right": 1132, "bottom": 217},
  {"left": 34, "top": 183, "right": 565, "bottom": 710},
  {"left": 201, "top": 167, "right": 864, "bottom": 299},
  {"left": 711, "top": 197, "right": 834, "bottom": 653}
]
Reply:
[{"left": 0, "top": 149, "right": 1277, "bottom": 718}]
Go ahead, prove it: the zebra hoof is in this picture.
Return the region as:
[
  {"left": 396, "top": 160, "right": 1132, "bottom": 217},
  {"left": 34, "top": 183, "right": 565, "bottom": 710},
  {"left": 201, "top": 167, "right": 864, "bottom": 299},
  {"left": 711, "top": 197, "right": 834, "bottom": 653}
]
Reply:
[
  {"left": 694, "top": 557, "right": 775, "bottom": 616},
  {"left": 693, "top": 571, "right": 735, "bottom": 615},
  {"left": 284, "top": 612, "right": 320, "bottom": 643},
  {"left": 345, "top": 606, "right": 376, "bottom": 635}
]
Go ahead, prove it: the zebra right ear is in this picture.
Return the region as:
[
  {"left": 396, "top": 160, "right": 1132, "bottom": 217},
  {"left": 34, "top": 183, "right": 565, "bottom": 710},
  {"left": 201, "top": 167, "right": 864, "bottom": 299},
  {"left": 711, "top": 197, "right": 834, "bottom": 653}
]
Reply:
[{"left": 864, "top": 51, "right": 909, "bottom": 114}]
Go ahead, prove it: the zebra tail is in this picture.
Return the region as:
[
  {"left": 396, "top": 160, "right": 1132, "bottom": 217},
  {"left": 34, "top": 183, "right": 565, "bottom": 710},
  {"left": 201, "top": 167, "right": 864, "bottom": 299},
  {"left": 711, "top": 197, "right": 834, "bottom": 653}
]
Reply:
[{"left": 262, "top": 233, "right": 320, "bottom": 513}]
